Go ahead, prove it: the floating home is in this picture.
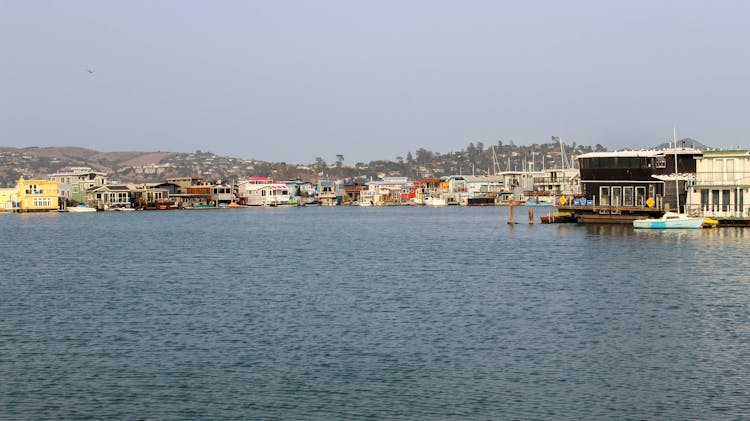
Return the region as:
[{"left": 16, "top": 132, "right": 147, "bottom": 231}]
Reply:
[
  {"left": 686, "top": 150, "right": 750, "bottom": 225},
  {"left": 559, "top": 148, "right": 703, "bottom": 223}
]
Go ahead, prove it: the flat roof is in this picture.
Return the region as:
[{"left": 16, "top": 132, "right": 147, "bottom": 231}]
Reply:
[{"left": 577, "top": 148, "right": 702, "bottom": 159}]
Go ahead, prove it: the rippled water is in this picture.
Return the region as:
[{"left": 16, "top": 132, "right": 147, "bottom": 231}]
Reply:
[{"left": 2, "top": 207, "right": 749, "bottom": 419}]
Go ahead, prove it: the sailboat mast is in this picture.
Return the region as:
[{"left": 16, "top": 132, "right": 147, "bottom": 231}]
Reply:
[{"left": 674, "top": 127, "right": 679, "bottom": 213}]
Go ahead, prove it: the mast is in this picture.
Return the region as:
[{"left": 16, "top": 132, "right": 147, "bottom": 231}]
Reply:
[{"left": 674, "top": 127, "right": 679, "bottom": 213}]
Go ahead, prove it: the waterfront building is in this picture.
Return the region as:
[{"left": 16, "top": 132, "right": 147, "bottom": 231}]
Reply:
[
  {"left": 437, "top": 175, "right": 507, "bottom": 205},
  {"left": 558, "top": 147, "right": 702, "bottom": 223},
  {"left": 166, "top": 177, "right": 209, "bottom": 193},
  {"left": 687, "top": 150, "right": 750, "bottom": 220},
  {"left": 86, "top": 184, "right": 134, "bottom": 209},
  {"left": 342, "top": 182, "right": 368, "bottom": 204},
  {"left": 130, "top": 184, "right": 173, "bottom": 209},
  {"left": 530, "top": 168, "right": 581, "bottom": 201},
  {"left": 0, "top": 188, "right": 16, "bottom": 211},
  {"left": 287, "top": 179, "right": 318, "bottom": 205},
  {"left": 498, "top": 171, "right": 544, "bottom": 202},
  {"left": 413, "top": 179, "right": 443, "bottom": 205},
  {"left": 48, "top": 167, "right": 107, "bottom": 204},
  {"left": 14, "top": 178, "right": 60, "bottom": 212},
  {"left": 317, "top": 179, "right": 344, "bottom": 206},
  {"left": 362, "top": 177, "right": 409, "bottom": 206},
  {"left": 238, "top": 177, "right": 291, "bottom": 206}
]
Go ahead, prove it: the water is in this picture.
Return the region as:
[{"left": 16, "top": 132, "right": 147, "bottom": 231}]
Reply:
[{"left": 1, "top": 207, "right": 748, "bottom": 420}]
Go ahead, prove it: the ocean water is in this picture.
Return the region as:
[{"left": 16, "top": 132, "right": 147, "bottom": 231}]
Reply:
[{"left": 1, "top": 207, "right": 749, "bottom": 420}]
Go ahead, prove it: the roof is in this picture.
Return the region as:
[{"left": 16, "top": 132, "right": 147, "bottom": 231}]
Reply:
[
  {"left": 700, "top": 150, "right": 750, "bottom": 157},
  {"left": 577, "top": 148, "right": 702, "bottom": 159}
]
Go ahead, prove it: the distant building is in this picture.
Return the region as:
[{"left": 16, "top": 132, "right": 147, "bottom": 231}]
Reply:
[
  {"left": 0, "top": 188, "right": 16, "bottom": 211},
  {"left": 48, "top": 167, "right": 107, "bottom": 204},
  {"left": 14, "top": 178, "right": 60, "bottom": 212}
]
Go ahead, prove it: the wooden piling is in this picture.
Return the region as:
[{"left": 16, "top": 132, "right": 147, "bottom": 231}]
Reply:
[
  {"left": 528, "top": 207, "right": 534, "bottom": 224},
  {"left": 508, "top": 205, "right": 514, "bottom": 224}
]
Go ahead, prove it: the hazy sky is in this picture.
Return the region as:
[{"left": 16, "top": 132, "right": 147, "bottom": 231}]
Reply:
[{"left": 1, "top": 1, "right": 748, "bottom": 163}]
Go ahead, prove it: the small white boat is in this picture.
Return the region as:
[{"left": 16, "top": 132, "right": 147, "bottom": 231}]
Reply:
[
  {"left": 425, "top": 196, "right": 448, "bottom": 207},
  {"left": 633, "top": 212, "right": 703, "bottom": 229},
  {"left": 67, "top": 204, "right": 97, "bottom": 213}
]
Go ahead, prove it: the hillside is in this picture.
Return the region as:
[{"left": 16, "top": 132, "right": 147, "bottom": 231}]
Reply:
[{"left": 2, "top": 138, "right": 694, "bottom": 188}]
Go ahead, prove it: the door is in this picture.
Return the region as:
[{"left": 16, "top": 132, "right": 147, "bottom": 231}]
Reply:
[{"left": 611, "top": 186, "right": 622, "bottom": 207}]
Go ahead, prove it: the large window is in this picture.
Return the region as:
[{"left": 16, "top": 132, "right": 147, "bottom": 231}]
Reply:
[
  {"left": 722, "top": 190, "right": 730, "bottom": 212},
  {"left": 623, "top": 186, "right": 634, "bottom": 207},
  {"left": 599, "top": 186, "right": 610, "bottom": 206},
  {"left": 611, "top": 186, "right": 622, "bottom": 207},
  {"left": 580, "top": 157, "right": 649, "bottom": 169},
  {"left": 712, "top": 190, "right": 720, "bottom": 212},
  {"left": 636, "top": 187, "right": 646, "bottom": 207},
  {"left": 32, "top": 197, "right": 52, "bottom": 207},
  {"left": 701, "top": 190, "right": 709, "bottom": 211},
  {"left": 726, "top": 159, "right": 734, "bottom": 182}
]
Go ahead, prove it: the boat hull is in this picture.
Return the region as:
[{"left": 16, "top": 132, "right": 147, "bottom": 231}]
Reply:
[{"left": 633, "top": 215, "right": 703, "bottom": 229}]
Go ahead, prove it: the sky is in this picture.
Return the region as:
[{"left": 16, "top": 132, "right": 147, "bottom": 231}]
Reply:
[{"left": 1, "top": 0, "right": 748, "bottom": 164}]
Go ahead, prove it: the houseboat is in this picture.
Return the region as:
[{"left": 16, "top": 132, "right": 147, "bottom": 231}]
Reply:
[
  {"left": 558, "top": 147, "right": 703, "bottom": 223},
  {"left": 686, "top": 149, "right": 750, "bottom": 226},
  {"left": 237, "top": 177, "right": 291, "bottom": 206}
]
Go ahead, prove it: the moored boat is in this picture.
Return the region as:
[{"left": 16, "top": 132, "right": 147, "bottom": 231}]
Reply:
[
  {"left": 540, "top": 211, "right": 576, "bottom": 224},
  {"left": 632, "top": 212, "right": 704, "bottom": 229},
  {"left": 526, "top": 198, "right": 554, "bottom": 207},
  {"left": 67, "top": 204, "right": 97, "bottom": 213}
]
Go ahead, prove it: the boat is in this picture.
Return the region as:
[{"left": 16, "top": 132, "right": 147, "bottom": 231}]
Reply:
[
  {"left": 67, "top": 204, "right": 97, "bottom": 213},
  {"left": 526, "top": 198, "right": 554, "bottom": 207},
  {"left": 424, "top": 196, "right": 448, "bottom": 206},
  {"left": 632, "top": 129, "right": 704, "bottom": 230},
  {"left": 540, "top": 211, "right": 576, "bottom": 224},
  {"left": 632, "top": 212, "right": 704, "bottom": 229},
  {"left": 702, "top": 217, "right": 719, "bottom": 228}
]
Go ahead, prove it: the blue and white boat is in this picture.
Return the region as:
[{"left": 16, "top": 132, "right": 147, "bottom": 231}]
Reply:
[
  {"left": 525, "top": 198, "right": 554, "bottom": 207},
  {"left": 632, "top": 212, "right": 703, "bottom": 229}
]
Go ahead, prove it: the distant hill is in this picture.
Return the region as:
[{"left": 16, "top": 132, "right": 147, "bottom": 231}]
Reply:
[
  {"left": 2, "top": 140, "right": 601, "bottom": 187},
  {"left": 654, "top": 138, "right": 710, "bottom": 150}
]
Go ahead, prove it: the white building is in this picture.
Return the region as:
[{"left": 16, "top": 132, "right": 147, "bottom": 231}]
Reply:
[{"left": 687, "top": 150, "right": 750, "bottom": 219}]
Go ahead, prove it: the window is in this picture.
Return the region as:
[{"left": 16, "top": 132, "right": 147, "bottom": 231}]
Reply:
[
  {"left": 739, "top": 189, "right": 744, "bottom": 214},
  {"left": 722, "top": 190, "right": 730, "bottom": 212},
  {"left": 32, "top": 197, "right": 52, "bottom": 207},
  {"left": 655, "top": 157, "right": 667, "bottom": 168},
  {"left": 599, "top": 186, "right": 610, "bottom": 206},
  {"left": 712, "top": 190, "right": 720, "bottom": 212},
  {"left": 611, "top": 186, "right": 622, "bottom": 207},
  {"left": 636, "top": 187, "right": 646, "bottom": 207},
  {"left": 715, "top": 160, "right": 724, "bottom": 183},
  {"left": 726, "top": 159, "right": 735, "bottom": 182},
  {"left": 623, "top": 186, "right": 634, "bottom": 207},
  {"left": 701, "top": 189, "right": 709, "bottom": 212}
]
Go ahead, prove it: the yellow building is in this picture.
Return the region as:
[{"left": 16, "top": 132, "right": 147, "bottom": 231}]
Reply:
[{"left": 15, "top": 178, "right": 60, "bottom": 212}]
